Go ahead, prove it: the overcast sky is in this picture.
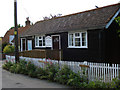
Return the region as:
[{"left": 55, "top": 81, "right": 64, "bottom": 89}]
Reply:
[{"left": 0, "top": 0, "right": 119, "bottom": 37}]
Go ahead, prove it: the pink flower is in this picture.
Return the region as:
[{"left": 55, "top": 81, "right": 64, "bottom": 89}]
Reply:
[
  {"left": 48, "top": 58, "right": 52, "bottom": 65},
  {"left": 45, "top": 58, "right": 47, "bottom": 63}
]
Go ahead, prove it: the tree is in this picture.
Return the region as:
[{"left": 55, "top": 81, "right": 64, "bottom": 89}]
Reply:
[
  {"left": 43, "top": 14, "right": 62, "bottom": 20},
  {"left": 9, "top": 24, "right": 23, "bottom": 30},
  {"left": 115, "top": 16, "right": 120, "bottom": 37}
]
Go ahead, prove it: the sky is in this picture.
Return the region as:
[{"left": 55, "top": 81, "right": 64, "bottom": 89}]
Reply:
[{"left": 0, "top": 0, "right": 119, "bottom": 37}]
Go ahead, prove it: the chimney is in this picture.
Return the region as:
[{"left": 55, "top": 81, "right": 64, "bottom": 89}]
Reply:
[{"left": 25, "top": 17, "right": 31, "bottom": 26}]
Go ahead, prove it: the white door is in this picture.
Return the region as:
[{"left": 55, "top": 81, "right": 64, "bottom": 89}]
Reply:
[{"left": 27, "top": 40, "right": 32, "bottom": 51}]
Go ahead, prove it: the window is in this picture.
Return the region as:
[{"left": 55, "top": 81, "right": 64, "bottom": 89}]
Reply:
[
  {"left": 68, "top": 31, "right": 87, "bottom": 48},
  {"left": 69, "top": 34, "right": 73, "bottom": 46},
  {"left": 9, "top": 35, "right": 14, "bottom": 44},
  {"left": 35, "top": 36, "right": 46, "bottom": 47}
]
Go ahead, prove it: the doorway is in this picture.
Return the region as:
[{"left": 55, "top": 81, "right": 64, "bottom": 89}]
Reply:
[
  {"left": 27, "top": 40, "right": 32, "bottom": 51},
  {"left": 52, "top": 35, "right": 60, "bottom": 50},
  {"left": 21, "top": 38, "right": 26, "bottom": 51}
]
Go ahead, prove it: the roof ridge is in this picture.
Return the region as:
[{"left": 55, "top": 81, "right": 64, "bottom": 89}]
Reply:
[{"left": 35, "top": 3, "right": 120, "bottom": 24}]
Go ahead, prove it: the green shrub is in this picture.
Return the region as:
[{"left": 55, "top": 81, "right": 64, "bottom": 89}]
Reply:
[
  {"left": 45, "top": 63, "right": 59, "bottom": 81},
  {"left": 2, "top": 59, "right": 120, "bottom": 89},
  {"left": 2, "top": 42, "right": 8, "bottom": 51},
  {"left": 3, "top": 45, "right": 15, "bottom": 54},
  {"left": 10, "top": 63, "right": 17, "bottom": 73},
  {"left": 36, "top": 67, "right": 48, "bottom": 79},
  {"left": 15, "top": 64, "right": 22, "bottom": 74},
  {"left": 110, "top": 78, "right": 120, "bottom": 88},
  {"left": 54, "top": 65, "right": 72, "bottom": 84},
  {"left": 26, "top": 61, "right": 37, "bottom": 77},
  {"left": 3, "top": 61, "right": 13, "bottom": 70},
  {"left": 67, "top": 71, "right": 83, "bottom": 88},
  {"left": 19, "top": 60, "right": 28, "bottom": 74}
]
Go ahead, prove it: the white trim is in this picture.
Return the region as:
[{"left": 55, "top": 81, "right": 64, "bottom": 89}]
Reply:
[
  {"left": 21, "top": 38, "right": 26, "bottom": 51},
  {"left": 68, "top": 46, "right": 88, "bottom": 48},
  {"left": 68, "top": 31, "right": 88, "bottom": 48},
  {"left": 27, "top": 40, "right": 32, "bottom": 51},
  {"left": 106, "top": 8, "right": 120, "bottom": 29},
  {"left": 51, "top": 35, "right": 61, "bottom": 50},
  {"left": 35, "top": 36, "right": 46, "bottom": 48}
]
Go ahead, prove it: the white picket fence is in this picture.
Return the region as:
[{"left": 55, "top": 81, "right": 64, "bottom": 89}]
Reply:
[{"left": 5, "top": 55, "right": 120, "bottom": 82}]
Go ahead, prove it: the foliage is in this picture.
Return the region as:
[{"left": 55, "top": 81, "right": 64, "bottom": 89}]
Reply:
[
  {"left": 44, "top": 63, "right": 59, "bottom": 81},
  {"left": 115, "top": 16, "right": 120, "bottom": 26},
  {"left": 54, "top": 65, "right": 73, "bottom": 84},
  {"left": 3, "top": 45, "right": 15, "bottom": 54},
  {"left": 10, "top": 63, "right": 17, "bottom": 73},
  {"left": 2, "top": 60, "right": 13, "bottom": 70},
  {"left": 115, "top": 16, "right": 120, "bottom": 37},
  {"left": 2, "top": 42, "right": 8, "bottom": 52},
  {"left": 36, "top": 67, "right": 47, "bottom": 79},
  {"left": 27, "top": 61, "right": 37, "bottom": 77},
  {"left": 2, "top": 60, "right": 120, "bottom": 89},
  {"left": 43, "top": 14, "right": 62, "bottom": 20},
  {"left": 9, "top": 24, "right": 23, "bottom": 30}
]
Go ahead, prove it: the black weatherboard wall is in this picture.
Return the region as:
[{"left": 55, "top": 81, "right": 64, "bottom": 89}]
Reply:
[
  {"left": 105, "top": 20, "right": 120, "bottom": 64},
  {"left": 61, "top": 30, "right": 104, "bottom": 63},
  {"left": 60, "top": 21, "right": 120, "bottom": 64}
]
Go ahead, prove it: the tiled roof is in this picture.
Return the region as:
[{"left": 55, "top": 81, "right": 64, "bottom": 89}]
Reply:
[
  {"left": 2, "top": 26, "right": 31, "bottom": 44},
  {"left": 21, "top": 3, "right": 120, "bottom": 37}
]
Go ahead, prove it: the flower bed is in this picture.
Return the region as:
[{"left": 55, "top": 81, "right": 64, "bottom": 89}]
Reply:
[{"left": 2, "top": 60, "right": 120, "bottom": 88}]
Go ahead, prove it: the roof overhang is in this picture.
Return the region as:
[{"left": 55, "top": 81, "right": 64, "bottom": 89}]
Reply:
[{"left": 106, "top": 8, "right": 120, "bottom": 29}]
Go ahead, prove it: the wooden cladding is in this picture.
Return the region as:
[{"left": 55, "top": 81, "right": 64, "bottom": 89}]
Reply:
[{"left": 19, "top": 49, "right": 62, "bottom": 60}]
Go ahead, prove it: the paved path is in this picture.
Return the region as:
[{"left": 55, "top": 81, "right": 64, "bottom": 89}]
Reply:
[{"left": 2, "top": 67, "right": 70, "bottom": 88}]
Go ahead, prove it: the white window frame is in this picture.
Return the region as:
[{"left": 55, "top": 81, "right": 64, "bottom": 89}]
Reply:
[
  {"left": 35, "top": 36, "right": 46, "bottom": 48},
  {"left": 51, "top": 35, "right": 61, "bottom": 50},
  {"left": 21, "top": 38, "right": 26, "bottom": 51},
  {"left": 68, "top": 31, "right": 88, "bottom": 48},
  {"left": 9, "top": 35, "right": 14, "bottom": 44},
  {"left": 27, "top": 40, "right": 32, "bottom": 51}
]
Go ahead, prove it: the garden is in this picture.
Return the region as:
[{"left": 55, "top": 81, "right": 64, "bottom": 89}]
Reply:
[{"left": 2, "top": 59, "right": 120, "bottom": 89}]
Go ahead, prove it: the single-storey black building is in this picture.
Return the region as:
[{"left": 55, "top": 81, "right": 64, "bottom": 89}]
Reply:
[{"left": 20, "top": 3, "right": 120, "bottom": 64}]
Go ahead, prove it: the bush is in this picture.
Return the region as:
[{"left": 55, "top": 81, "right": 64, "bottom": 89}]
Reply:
[
  {"left": 67, "top": 71, "right": 84, "bottom": 88},
  {"left": 2, "top": 60, "right": 120, "bottom": 89},
  {"left": 54, "top": 65, "right": 72, "bottom": 84},
  {"left": 3, "top": 45, "right": 15, "bottom": 54},
  {"left": 36, "top": 67, "right": 48, "bottom": 79},
  {"left": 2, "top": 60, "right": 13, "bottom": 70},
  {"left": 2, "top": 42, "right": 8, "bottom": 51},
  {"left": 27, "top": 61, "right": 37, "bottom": 77},
  {"left": 18, "top": 60, "right": 28, "bottom": 74},
  {"left": 10, "top": 63, "right": 17, "bottom": 73}
]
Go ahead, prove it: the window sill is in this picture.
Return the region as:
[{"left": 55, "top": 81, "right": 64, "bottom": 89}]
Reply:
[
  {"left": 35, "top": 46, "right": 46, "bottom": 48},
  {"left": 68, "top": 46, "right": 88, "bottom": 49}
]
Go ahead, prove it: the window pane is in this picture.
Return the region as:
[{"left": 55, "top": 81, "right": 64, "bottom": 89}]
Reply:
[
  {"left": 69, "top": 34, "right": 73, "bottom": 46},
  {"left": 39, "top": 40, "right": 42, "bottom": 46},
  {"left": 82, "top": 33, "right": 86, "bottom": 46},
  {"left": 75, "top": 33, "right": 80, "bottom": 37},
  {"left": 75, "top": 38, "right": 80, "bottom": 46},
  {"left": 35, "top": 37, "right": 38, "bottom": 46},
  {"left": 82, "top": 41, "right": 86, "bottom": 46},
  {"left": 43, "top": 36, "right": 45, "bottom": 46},
  {"left": 39, "top": 36, "right": 42, "bottom": 39}
]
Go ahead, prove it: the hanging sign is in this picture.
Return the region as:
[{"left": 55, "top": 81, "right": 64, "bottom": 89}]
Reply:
[{"left": 45, "top": 36, "right": 52, "bottom": 47}]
